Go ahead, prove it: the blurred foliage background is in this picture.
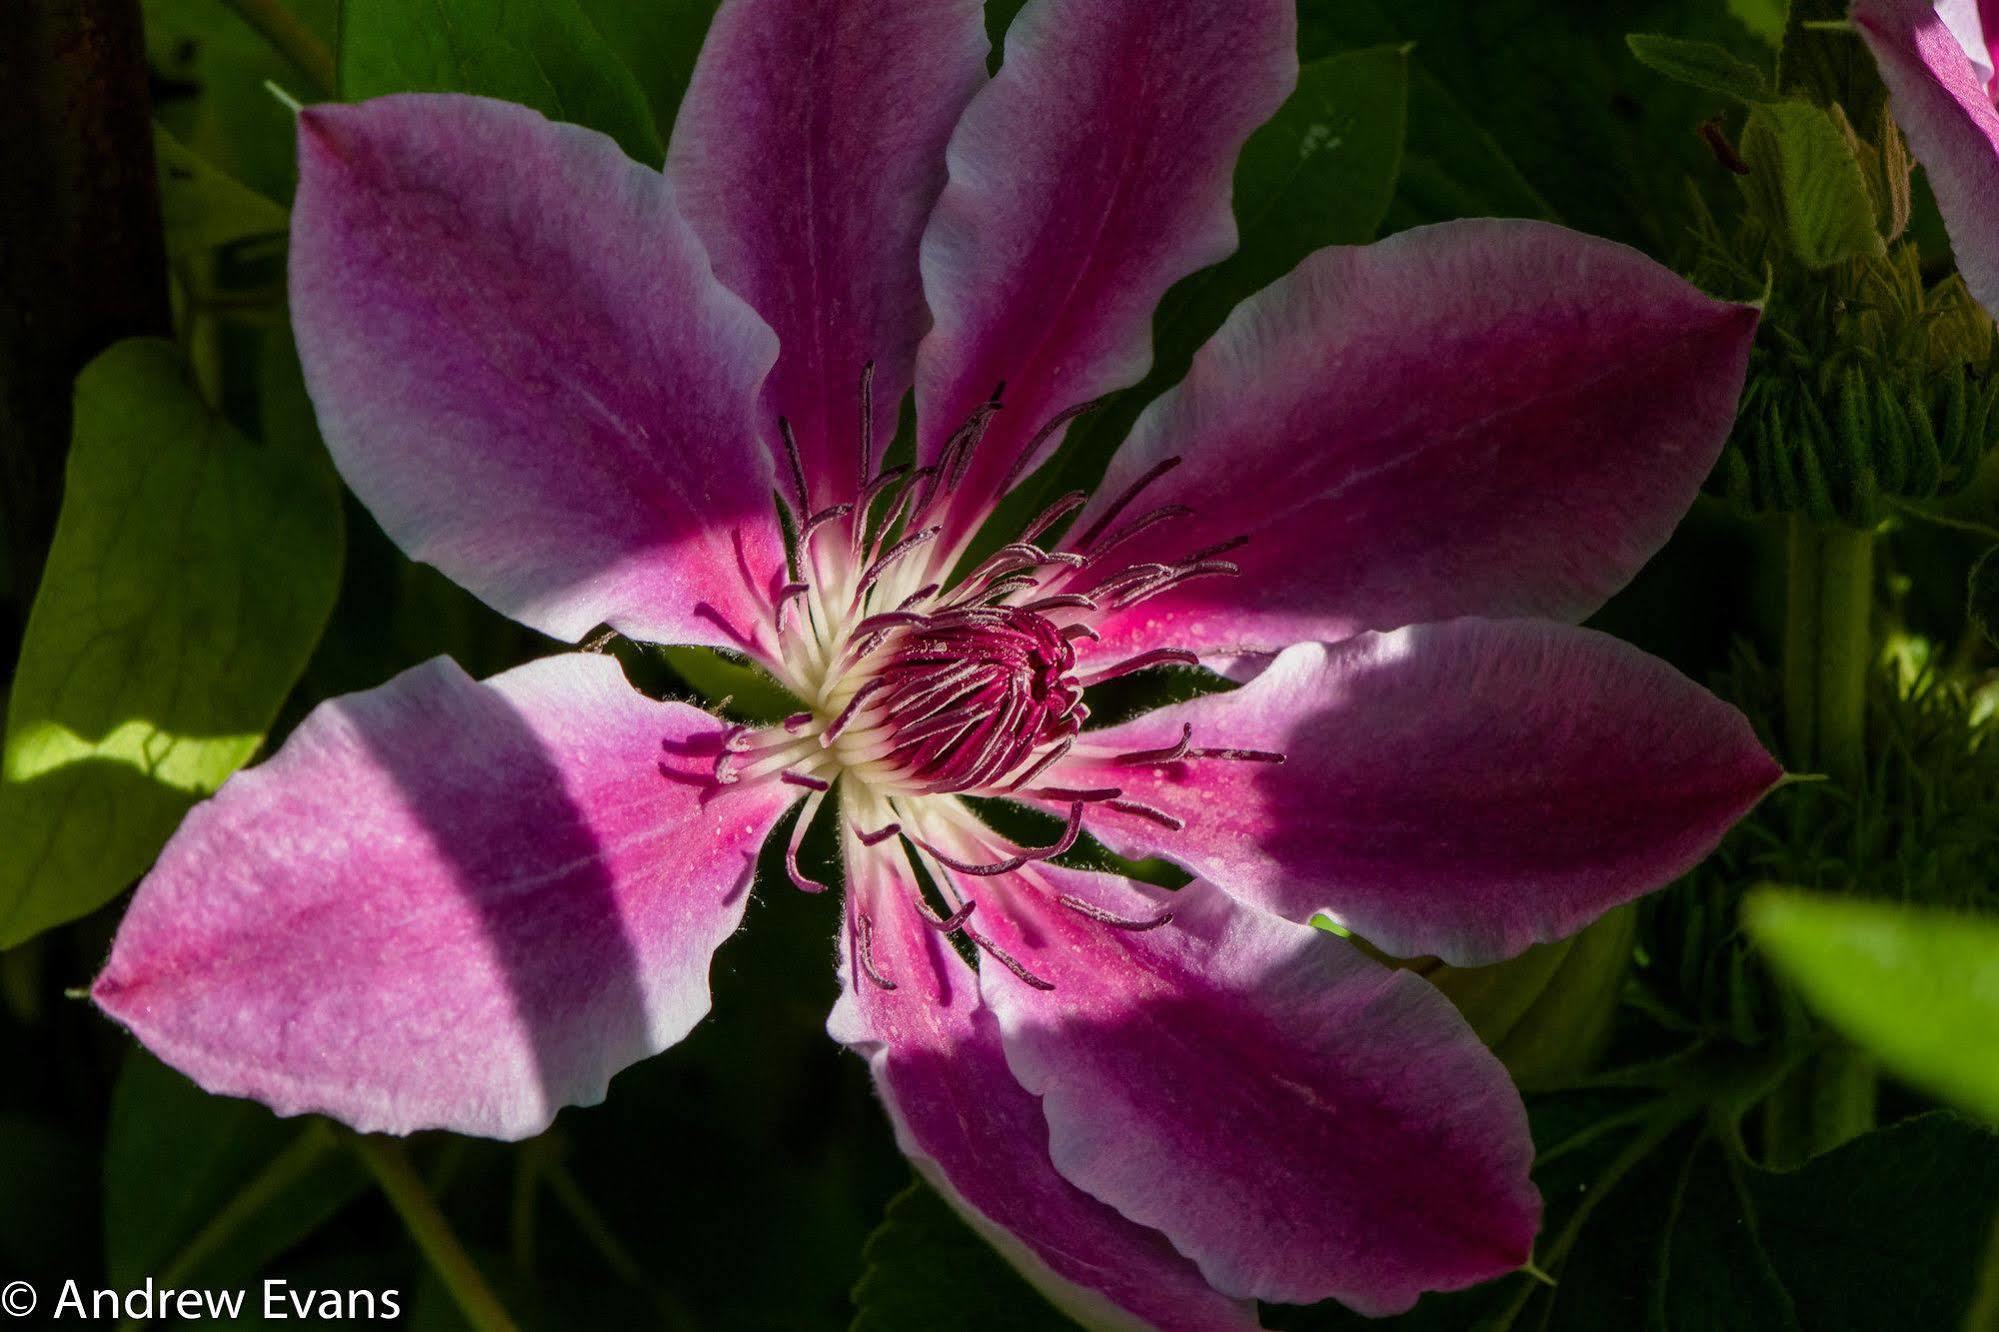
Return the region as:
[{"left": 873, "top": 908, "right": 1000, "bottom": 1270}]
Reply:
[{"left": 3, "top": 0, "right": 1999, "bottom": 1327}]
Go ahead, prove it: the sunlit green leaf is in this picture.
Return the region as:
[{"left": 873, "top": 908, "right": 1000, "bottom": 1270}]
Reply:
[
  {"left": 0, "top": 338, "right": 342, "bottom": 946},
  {"left": 340, "top": 0, "right": 664, "bottom": 164},
  {"left": 1971, "top": 546, "right": 1999, "bottom": 650},
  {"left": 105, "top": 1050, "right": 364, "bottom": 1290},
  {"left": 1739, "top": 99, "right": 1884, "bottom": 269},
  {"left": 1730, "top": 0, "right": 1791, "bottom": 46},
  {"left": 1745, "top": 888, "right": 1999, "bottom": 1124}
]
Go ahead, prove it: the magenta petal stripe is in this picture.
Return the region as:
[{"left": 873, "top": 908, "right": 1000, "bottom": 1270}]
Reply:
[
  {"left": 291, "top": 94, "right": 784, "bottom": 654},
  {"left": 967, "top": 863, "right": 1540, "bottom": 1313},
  {"left": 1856, "top": 0, "right": 1999, "bottom": 315},
  {"left": 668, "top": 0, "right": 988, "bottom": 508},
  {"left": 913, "top": 0, "right": 1297, "bottom": 544},
  {"left": 1074, "top": 219, "right": 1759, "bottom": 663},
  {"left": 1040, "top": 621, "right": 1782, "bottom": 967},
  {"left": 829, "top": 841, "right": 1261, "bottom": 1331},
  {"left": 94, "top": 654, "right": 794, "bottom": 1140}
]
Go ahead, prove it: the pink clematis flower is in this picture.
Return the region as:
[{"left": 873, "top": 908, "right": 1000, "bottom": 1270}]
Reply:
[
  {"left": 92, "top": 0, "right": 1780, "bottom": 1323},
  {"left": 1854, "top": 0, "right": 1999, "bottom": 311}
]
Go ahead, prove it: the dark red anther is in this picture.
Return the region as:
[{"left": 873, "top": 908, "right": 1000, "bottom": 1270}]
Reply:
[
  {"left": 1106, "top": 798, "right": 1186, "bottom": 832},
  {"left": 856, "top": 912, "right": 897, "bottom": 990},
  {"left": 1114, "top": 723, "right": 1194, "bottom": 765},
  {"left": 855, "top": 821, "right": 903, "bottom": 847},
  {"left": 962, "top": 923, "right": 1054, "bottom": 991},
  {"left": 910, "top": 803, "right": 1085, "bottom": 876},
  {"left": 1072, "top": 456, "right": 1182, "bottom": 551},
  {"left": 1057, "top": 893, "right": 1174, "bottom": 931},
  {"left": 1078, "top": 648, "right": 1199, "bottom": 688}
]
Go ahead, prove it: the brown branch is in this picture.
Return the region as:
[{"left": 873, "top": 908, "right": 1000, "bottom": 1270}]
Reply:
[{"left": 0, "top": 0, "right": 172, "bottom": 622}]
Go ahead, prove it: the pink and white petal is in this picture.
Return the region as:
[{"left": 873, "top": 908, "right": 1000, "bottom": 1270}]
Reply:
[
  {"left": 1044, "top": 622, "right": 1781, "bottom": 966},
  {"left": 1072, "top": 220, "right": 1758, "bottom": 663},
  {"left": 830, "top": 840, "right": 1259, "bottom": 1332},
  {"left": 668, "top": 0, "right": 988, "bottom": 509},
  {"left": 94, "top": 653, "right": 793, "bottom": 1141},
  {"left": 292, "top": 95, "right": 785, "bottom": 654},
  {"left": 1856, "top": 0, "right": 1999, "bottom": 315},
  {"left": 913, "top": 0, "right": 1297, "bottom": 544},
  {"left": 956, "top": 855, "right": 1539, "bottom": 1314}
]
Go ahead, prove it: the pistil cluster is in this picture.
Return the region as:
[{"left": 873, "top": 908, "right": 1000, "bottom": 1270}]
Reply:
[{"left": 705, "top": 367, "right": 1282, "bottom": 987}]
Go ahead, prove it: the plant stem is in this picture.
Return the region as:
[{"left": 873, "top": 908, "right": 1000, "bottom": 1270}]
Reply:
[
  {"left": 1774, "top": 518, "right": 1880, "bottom": 1162},
  {"left": 1783, "top": 515, "right": 1875, "bottom": 785},
  {"left": 1968, "top": 1206, "right": 1999, "bottom": 1332},
  {"left": 221, "top": 0, "right": 336, "bottom": 97},
  {"left": 114, "top": 1124, "right": 338, "bottom": 1332},
  {"left": 349, "top": 1135, "right": 521, "bottom": 1332}
]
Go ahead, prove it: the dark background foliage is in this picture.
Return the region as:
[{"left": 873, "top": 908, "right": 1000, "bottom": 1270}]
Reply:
[{"left": 3, "top": 0, "right": 1998, "bottom": 1328}]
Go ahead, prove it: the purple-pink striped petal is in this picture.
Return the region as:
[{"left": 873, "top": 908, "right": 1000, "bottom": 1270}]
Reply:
[
  {"left": 1043, "top": 621, "right": 1781, "bottom": 966},
  {"left": 1856, "top": 0, "right": 1999, "bottom": 314},
  {"left": 913, "top": 0, "right": 1297, "bottom": 545},
  {"left": 968, "top": 863, "right": 1539, "bottom": 1313},
  {"left": 1073, "top": 220, "right": 1758, "bottom": 664},
  {"left": 829, "top": 842, "right": 1258, "bottom": 1331},
  {"left": 291, "top": 95, "right": 784, "bottom": 654},
  {"left": 94, "top": 654, "right": 792, "bottom": 1140},
  {"left": 667, "top": 0, "right": 988, "bottom": 508}
]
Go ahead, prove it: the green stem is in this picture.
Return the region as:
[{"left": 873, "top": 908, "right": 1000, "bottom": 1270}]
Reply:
[
  {"left": 349, "top": 1136, "right": 521, "bottom": 1332},
  {"left": 115, "top": 1124, "right": 337, "bottom": 1332},
  {"left": 0, "top": 937, "right": 44, "bottom": 1025},
  {"left": 220, "top": 0, "right": 336, "bottom": 96},
  {"left": 1775, "top": 518, "right": 1879, "bottom": 1161},
  {"left": 544, "top": 1162, "right": 700, "bottom": 1332},
  {"left": 1783, "top": 516, "right": 1875, "bottom": 785},
  {"left": 1967, "top": 1205, "right": 1999, "bottom": 1332}
]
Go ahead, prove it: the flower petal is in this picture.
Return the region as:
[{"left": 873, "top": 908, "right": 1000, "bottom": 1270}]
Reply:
[
  {"left": 1045, "top": 621, "right": 1781, "bottom": 966},
  {"left": 1856, "top": 0, "right": 1999, "bottom": 314},
  {"left": 961, "top": 858, "right": 1539, "bottom": 1314},
  {"left": 913, "top": 0, "right": 1297, "bottom": 543},
  {"left": 667, "top": 0, "right": 988, "bottom": 509},
  {"left": 94, "top": 653, "right": 792, "bottom": 1140},
  {"left": 291, "top": 94, "right": 784, "bottom": 653},
  {"left": 829, "top": 840, "right": 1259, "bottom": 1331},
  {"left": 1073, "top": 220, "right": 1758, "bottom": 662}
]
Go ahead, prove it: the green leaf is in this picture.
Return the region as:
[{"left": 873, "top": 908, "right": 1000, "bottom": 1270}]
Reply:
[
  {"left": 963, "top": 44, "right": 1410, "bottom": 563},
  {"left": 1300, "top": 0, "right": 1765, "bottom": 252},
  {"left": 1752, "top": 1114, "right": 1999, "bottom": 1331},
  {"left": 105, "top": 1050, "right": 365, "bottom": 1290},
  {"left": 1626, "top": 33, "right": 1775, "bottom": 103},
  {"left": 572, "top": 0, "right": 719, "bottom": 142},
  {"left": 339, "top": 0, "right": 664, "bottom": 165},
  {"left": 1971, "top": 546, "right": 1999, "bottom": 650},
  {"left": 1730, "top": 0, "right": 1791, "bottom": 46},
  {"left": 851, "top": 1178, "right": 1067, "bottom": 1331},
  {"left": 0, "top": 338, "right": 342, "bottom": 946},
  {"left": 1739, "top": 99, "right": 1885, "bottom": 269},
  {"left": 1385, "top": 67, "right": 1556, "bottom": 234},
  {"left": 1745, "top": 888, "right": 1999, "bottom": 1124},
  {"left": 155, "top": 125, "right": 288, "bottom": 264},
  {"left": 1535, "top": 1113, "right": 1999, "bottom": 1332},
  {"left": 656, "top": 646, "right": 797, "bottom": 725}
]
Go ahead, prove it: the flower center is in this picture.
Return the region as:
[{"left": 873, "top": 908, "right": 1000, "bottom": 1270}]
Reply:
[
  {"left": 828, "top": 604, "right": 1083, "bottom": 794},
  {"left": 698, "top": 363, "right": 1279, "bottom": 919}
]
